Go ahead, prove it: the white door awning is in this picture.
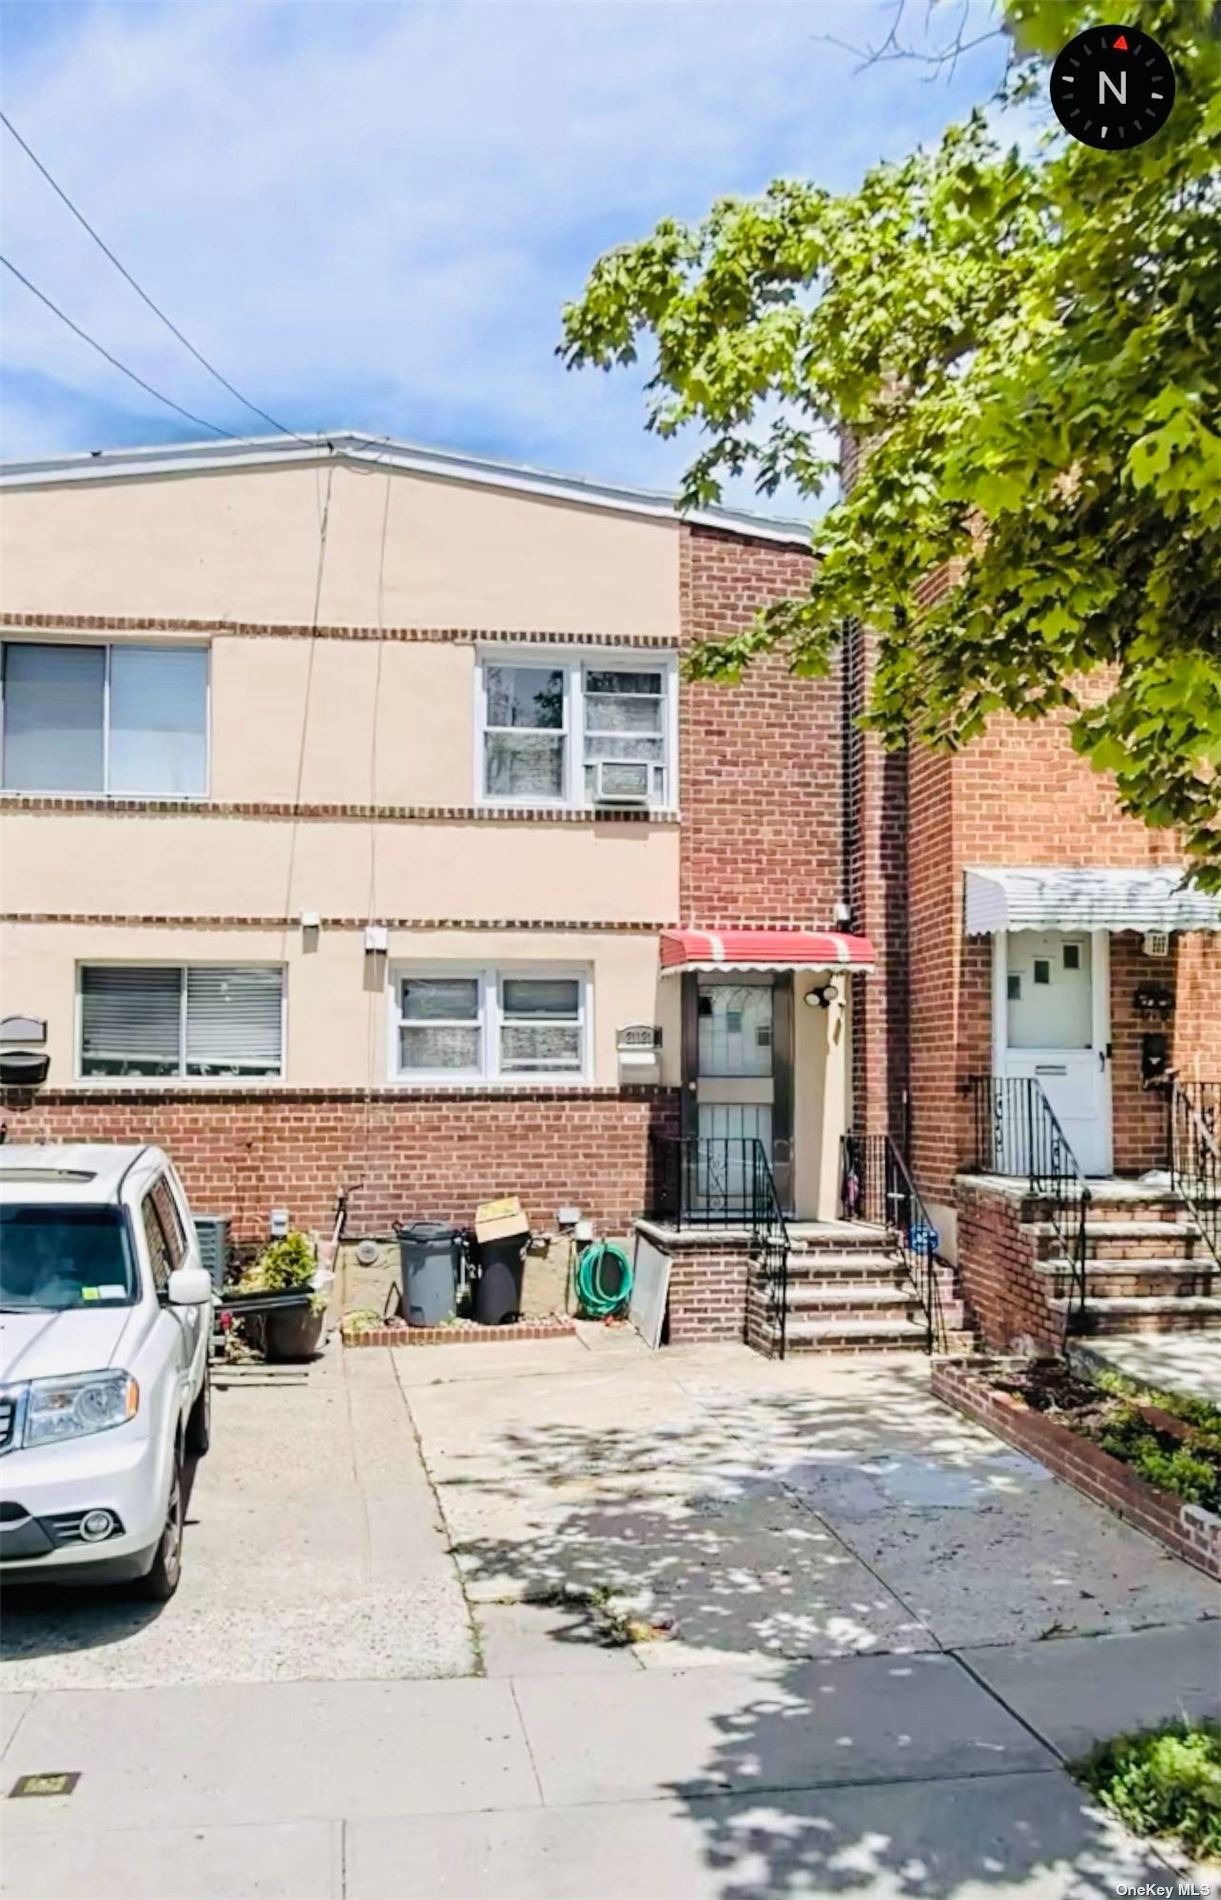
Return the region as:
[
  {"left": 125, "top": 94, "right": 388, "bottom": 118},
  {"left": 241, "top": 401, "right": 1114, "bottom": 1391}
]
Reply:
[{"left": 964, "top": 866, "right": 1221, "bottom": 936}]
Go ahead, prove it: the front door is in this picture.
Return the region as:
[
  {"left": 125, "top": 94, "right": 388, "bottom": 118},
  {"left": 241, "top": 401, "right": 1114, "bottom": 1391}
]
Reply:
[
  {"left": 683, "top": 973, "right": 793, "bottom": 1211},
  {"left": 997, "top": 929, "right": 1112, "bottom": 1175}
]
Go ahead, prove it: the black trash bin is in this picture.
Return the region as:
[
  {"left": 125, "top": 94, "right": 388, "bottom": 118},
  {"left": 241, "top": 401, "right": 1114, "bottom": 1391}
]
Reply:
[
  {"left": 473, "top": 1231, "right": 529, "bottom": 1325},
  {"left": 397, "top": 1221, "right": 463, "bottom": 1327}
]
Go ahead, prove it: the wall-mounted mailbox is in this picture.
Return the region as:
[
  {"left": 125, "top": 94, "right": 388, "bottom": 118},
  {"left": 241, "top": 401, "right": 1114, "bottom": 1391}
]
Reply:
[
  {"left": 1140, "top": 1032, "right": 1170, "bottom": 1085},
  {"left": 0, "top": 1017, "right": 46, "bottom": 1044},
  {"left": 0, "top": 1051, "right": 50, "bottom": 1087},
  {"left": 616, "top": 1024, "right": 662, "bottom": 1068}
]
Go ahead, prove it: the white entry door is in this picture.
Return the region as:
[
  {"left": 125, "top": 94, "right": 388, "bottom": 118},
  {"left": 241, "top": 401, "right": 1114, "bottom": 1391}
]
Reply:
[{"left": 996, "top": 929, "right": 1112, "bottom": 1175}]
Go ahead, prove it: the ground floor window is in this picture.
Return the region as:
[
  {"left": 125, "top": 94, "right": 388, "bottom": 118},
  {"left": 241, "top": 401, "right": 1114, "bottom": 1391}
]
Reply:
[
  {"left": 392, "top": 967, "right": 589, "bottom": 1084},
  {"left": 79, "top": 965, "right": 284, "bottom": 1079}
]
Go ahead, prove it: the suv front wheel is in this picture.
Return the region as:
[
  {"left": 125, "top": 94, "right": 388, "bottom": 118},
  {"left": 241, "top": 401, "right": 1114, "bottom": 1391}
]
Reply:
[{"left": 137, "top": 1447, "right": 185, "bottom": 1601}]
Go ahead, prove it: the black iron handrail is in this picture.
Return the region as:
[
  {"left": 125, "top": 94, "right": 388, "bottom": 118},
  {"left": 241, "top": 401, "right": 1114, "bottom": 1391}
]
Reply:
[
  {"left": 964, "top": 1074, "right": 1091, "bottom": 1335},
  {"left": 1168, "top": 1077, "right": 1221, "bottom": 1268},
  {"left": 647, "top": 1135, "right": 791, "bottom": 1359},
  {"left": 839, "top": 1131, "right": 947, "bottom": 1352}
]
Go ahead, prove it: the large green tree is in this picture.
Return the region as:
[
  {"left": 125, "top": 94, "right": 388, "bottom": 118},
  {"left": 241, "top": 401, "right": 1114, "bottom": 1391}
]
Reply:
[{"left": 561, "top": 0, "right": 1221, "bottom": 885}]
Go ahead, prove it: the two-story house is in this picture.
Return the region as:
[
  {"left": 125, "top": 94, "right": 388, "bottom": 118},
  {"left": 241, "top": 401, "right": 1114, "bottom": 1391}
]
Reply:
[
  {"left": 2, "top": 431, "right": 1218, "bottom": 1355},
  {"left": 0, "top": 433, "right": 860, "bottom": 1286}
]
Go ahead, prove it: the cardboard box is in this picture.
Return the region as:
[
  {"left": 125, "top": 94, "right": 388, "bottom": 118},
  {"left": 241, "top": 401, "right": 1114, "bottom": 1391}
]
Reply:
[{"left": 474, "top": 1195, "right": 530, "bottom": 1244}]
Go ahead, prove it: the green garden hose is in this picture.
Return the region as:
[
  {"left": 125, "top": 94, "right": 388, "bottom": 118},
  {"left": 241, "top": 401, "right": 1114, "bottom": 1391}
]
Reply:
[{"left": 575, "top": 1240, "right": 633, "bottom": 1318}]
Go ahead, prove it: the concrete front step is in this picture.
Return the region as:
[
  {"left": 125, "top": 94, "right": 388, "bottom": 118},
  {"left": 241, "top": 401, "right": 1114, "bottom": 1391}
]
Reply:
[
  {"left": 758, "top": 1314, "right": 930, "bottom": 1353},
  {"left": 1052, "top": 1294, "right": 1221, "bottom": 1335},
  {"left": 784, "top": 1251, "right": 910, "bottom": 1280},
  {"left": 1037, "top": 1258, "right": 1219, "bottom": 1297},
  {"left": 1031, "top": 1220, "right": 1210, "bottom": 1261}
]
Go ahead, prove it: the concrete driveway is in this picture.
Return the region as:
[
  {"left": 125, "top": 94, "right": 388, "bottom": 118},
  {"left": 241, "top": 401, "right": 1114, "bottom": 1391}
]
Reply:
[
  {"left": 0, "top": 1346, "right": 474, "bottom": 1689},
  {"left": 1, "top": 1330, "right": 1218, "bottom": 1900},
  {"left": 402, "top": 1329, "right": 1220, "bottom": 1663}
]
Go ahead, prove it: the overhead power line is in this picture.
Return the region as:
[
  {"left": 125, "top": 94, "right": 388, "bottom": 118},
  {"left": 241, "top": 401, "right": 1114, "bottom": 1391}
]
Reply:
[
  {"left": 1, "top": 108, "right": 312, "bottom": 445},
  {"left": 1, "top": 251, "right": 238, "bottom": 439}
]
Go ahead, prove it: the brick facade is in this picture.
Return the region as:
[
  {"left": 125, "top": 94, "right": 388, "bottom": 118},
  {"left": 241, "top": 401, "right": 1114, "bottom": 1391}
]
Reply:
[
  {"left": 679, "top": 528, "right": 836, "bottom": 928},
  {"left": 953, "top": 1180, "right": 1063, "bottom": 1355},
  {"left": 0, "top": 1086, "right": 680, "bottom": 1242}
]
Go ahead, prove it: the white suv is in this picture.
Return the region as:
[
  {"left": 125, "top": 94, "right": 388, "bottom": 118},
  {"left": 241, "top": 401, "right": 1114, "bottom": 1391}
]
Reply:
[{"left": 0, "top": 1144, "right": 213, "bottom": 1599}]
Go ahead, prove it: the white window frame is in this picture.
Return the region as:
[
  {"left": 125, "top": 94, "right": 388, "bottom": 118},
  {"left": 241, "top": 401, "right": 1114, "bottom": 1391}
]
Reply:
[
  {"left": 0, "top": 635, "right": 211, "bottom": 799},
  {"left": 390, "top": 963, "right": 592, "bottom": 1086},
  {"left": 473, "top": 649, "right": 677, "bottom": 811},
  {"left": 75, "top": 961, "right": 286, "bottom": 1085}
]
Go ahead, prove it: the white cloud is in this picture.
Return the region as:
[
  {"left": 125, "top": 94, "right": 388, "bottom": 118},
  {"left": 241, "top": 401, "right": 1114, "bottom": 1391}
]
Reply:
[{"left": 1, "top": 0, "right": 1012, "bottom": 508}]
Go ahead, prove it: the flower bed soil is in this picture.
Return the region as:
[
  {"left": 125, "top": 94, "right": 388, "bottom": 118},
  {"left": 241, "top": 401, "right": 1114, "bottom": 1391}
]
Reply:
[{"left": 931, "top": 1357, "right": 1221, "bottom": 1582}]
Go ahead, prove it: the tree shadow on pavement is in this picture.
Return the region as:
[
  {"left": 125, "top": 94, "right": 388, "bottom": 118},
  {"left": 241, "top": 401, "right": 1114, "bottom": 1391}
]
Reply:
[{"left": 440, "top": 1377, "right": 1173, "bottom": 1897}]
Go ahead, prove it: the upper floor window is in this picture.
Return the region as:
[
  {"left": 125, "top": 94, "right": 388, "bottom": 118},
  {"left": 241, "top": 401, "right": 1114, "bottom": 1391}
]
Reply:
[
  {"left": 393, "top": 967, "right": 589, "bottom": 1083},
  {"left": 477, "top": 654, "right": 674, "bottom": 809},
  {"left": 79, "top": 964, "right": 283, "bottom": 1080},
  {"left": 1, "top": 641, "right": 207, "bottom": 797}
]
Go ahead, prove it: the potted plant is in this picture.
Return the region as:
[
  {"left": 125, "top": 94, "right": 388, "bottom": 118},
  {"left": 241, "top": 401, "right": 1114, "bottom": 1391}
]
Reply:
[{"left": 235, "top": 1232, "right": 327, "bottom": 1361}]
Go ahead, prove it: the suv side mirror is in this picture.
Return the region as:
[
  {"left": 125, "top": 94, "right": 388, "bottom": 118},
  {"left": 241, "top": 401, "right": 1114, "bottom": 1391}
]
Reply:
[{"left": 168, "top": 1264, "right": 213, "bottom": 1307}]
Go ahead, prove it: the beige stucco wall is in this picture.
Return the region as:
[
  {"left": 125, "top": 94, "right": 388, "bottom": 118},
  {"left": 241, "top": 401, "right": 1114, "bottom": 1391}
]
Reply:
[
  {"left": 208, "top": 636, "right": 477, "bottom": 805},
  {"left": 793, "top": 972, "right": 850, "bottom": 1219},
  {"left": 0, "top": 809, "right": 678, "bottom": 923},
  {"left": 1, "top": 463, "right": 681, "bottom": 636},
  {"left": 0, "top": 923, "right": 680, "bottom": 1089}
]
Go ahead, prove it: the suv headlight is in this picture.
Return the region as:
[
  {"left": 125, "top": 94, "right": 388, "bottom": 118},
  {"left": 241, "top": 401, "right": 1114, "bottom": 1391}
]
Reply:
[{"left": 25, "top": 1372, "right": 139, "bottom": 1446}]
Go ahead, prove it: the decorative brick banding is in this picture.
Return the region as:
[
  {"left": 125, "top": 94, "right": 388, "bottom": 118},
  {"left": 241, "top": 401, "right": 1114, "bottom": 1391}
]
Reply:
[
  {"left": 0, "top": 612, "right": 678, "bottom": 648},
  {"left": 0, "top": 912, "right": 677, "bottom": 933},
  {"left": 931, "top": 1357, "right": 1221, "bottom": 1581},
  {"left": 0, "top": 795, "right": 676, "bottom": 826},
  {"left": 343, "top": 1315, "right": 576, "bottom": 1347}
]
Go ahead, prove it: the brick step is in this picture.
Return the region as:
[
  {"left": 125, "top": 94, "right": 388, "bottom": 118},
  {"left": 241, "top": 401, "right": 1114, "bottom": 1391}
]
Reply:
[
  {"left": 766, "top": 1283, "right": 918, "bottom": 1315},
  {"left": 787, "top": 1229, "right": 898, "bottom": 1255},
  {"left": 1038, "top": 1255, "right": 1216, "bottom": 1284},
  {"left": 780, "top": 1316, "right": 930, "bottom": 1352},
  {"left": 1030, "top": 1220, "right": 1208, "bottom": 1260},
  {"left": 781, "top": 1252, "right": 909, "bottom": 1280},
  {"left": 748, "top": 1282, "right": 968, "bottom": 1325},
  {"left": 1052, "top": 1294, "right": 1221, "bottom": 1335}
]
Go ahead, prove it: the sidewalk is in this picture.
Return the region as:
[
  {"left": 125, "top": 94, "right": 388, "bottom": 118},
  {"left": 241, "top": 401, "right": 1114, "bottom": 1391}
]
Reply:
[{"left": 2, "top": 1622, "right": 1216, "bottom": 1898}]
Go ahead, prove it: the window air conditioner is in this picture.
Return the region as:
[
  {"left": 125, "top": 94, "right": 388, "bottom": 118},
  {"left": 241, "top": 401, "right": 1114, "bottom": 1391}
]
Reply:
[{"left": 593, "top": 759, "right": 651, "bottom": 806}]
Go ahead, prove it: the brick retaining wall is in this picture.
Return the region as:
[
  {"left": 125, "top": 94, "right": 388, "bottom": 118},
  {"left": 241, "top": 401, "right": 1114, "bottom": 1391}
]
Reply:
[
  {"left": 932, "top": 1357, "right": 1221, "bottom": 1581},
  {"left": 954, "top": 1179, "right": 1063, "bottom": 1355}
]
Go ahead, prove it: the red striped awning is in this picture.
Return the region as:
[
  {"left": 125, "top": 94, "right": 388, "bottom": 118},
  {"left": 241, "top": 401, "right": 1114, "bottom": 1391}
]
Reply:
[{"left": 659, "top": 929, "right": 875, "bottom": 973}]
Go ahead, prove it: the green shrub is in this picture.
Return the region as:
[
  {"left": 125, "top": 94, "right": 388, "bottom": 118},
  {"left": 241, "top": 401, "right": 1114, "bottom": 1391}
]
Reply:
[
  {"left": 239, "top": 1232, "right": 316, "bottom": 1293},
  {"left": 1094, "top": 1406, "right": 1220, "bottom": 1508},
  {"left": 1092, "top": 1368, "right": 1221, "bottom": 1451},
  {"left": 1072, "top": 1719, "right": 1221, "bottom": 1861}
]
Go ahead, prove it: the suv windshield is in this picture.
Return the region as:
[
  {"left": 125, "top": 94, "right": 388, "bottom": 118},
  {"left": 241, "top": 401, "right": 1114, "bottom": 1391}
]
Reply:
[{"left": 0, "top": 1205, "right": 136, "bottom": 1311}]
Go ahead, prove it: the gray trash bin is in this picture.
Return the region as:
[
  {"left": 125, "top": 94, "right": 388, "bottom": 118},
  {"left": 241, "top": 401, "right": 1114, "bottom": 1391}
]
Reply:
[{"left": 397, "top": 1221, "right": 462, "bottom": 1327}]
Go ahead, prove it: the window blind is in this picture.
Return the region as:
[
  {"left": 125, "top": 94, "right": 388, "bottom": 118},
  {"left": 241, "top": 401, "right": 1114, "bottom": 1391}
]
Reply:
[
  {"left": 185, "top": 967, "right": 282, "bottom": 1075},
  {"left": 2, "top": 644, "right": 105, "bottom": 792},
  {"left": 109, "top": 647, "right": 207, "bottom": 796},
  {"left": 81, "top": 967, "right": 181, "bottom": 1075}
]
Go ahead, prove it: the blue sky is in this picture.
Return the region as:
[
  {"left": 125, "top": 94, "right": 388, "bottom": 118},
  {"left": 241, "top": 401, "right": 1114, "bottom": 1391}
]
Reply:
[{"left": 0, "top": 1, "right": 1017, "bottom": 505}]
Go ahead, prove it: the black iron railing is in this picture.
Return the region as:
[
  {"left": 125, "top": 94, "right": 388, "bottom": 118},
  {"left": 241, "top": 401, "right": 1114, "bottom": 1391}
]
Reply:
[
  {"left": 1169, "top": 1078, "right": 1221, "bottom": 1268},
  {"left": 647, "top": 1135, "right": 791, "bottom": 1359},
  {"left": 839, "top": 1131, "right": 947, "bottom": 1352},
  {"left": 965, "top": 1074, "right": 1091, "bottom": 1334}
]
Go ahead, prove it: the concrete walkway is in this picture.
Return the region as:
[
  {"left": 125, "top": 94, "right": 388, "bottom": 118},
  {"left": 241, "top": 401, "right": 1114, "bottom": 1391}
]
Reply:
[{"left": 1, "top": 1333, "right": 1218, "bottom": 1898}]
